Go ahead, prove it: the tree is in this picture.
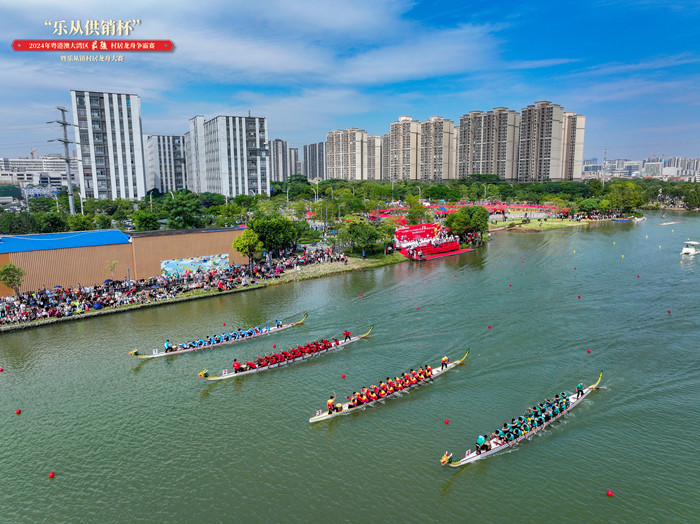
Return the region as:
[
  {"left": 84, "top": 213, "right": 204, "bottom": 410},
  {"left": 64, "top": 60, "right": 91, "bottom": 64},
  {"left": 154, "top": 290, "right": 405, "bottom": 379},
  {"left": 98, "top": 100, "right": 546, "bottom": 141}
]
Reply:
[
  {"left": 683, "top": 186, "right": 700, "bottom": 209},
  {"left": 0, "top": 212, "right": 40, "bottom": 235},
  {"left": 249, "top": 217, "right": 296, "bottom": 252},
  {"left": 36, "top": 212, "right": 69, "bottom": 233},
  {"left": 232, "top": 229, "right": 263, "bottom": 267},
  {"left": 68, "top": 214, "right": 94, "bottom": 231},
  {"left": 338, "top": 217, "right": 380, "bottom": 254},
  {"left": 578, "top": 198, "right": 600, "bottom": 214},
  {"left": 28, "top": 196, "right": 57, "bottom": 213},
  {"left": 588, "top": 178, "right": 603, "bottom": 197},
  {"left": 0, "top": 262, "right": 26, "bottom": 295},
  {"left": 213, "top": 203, "right": 245, "bottom": 227},
  {"left": 132, "top": 210, "right": 161, "bottom": 231},
  {"left": 377, "top": 219, "right": 397, "bottom": 254},
  {"left": 607, "top": 181, "right": 646, "bottom": 212},
  {"left": 162, "top": 192, "right": 203, "bottom": 229},
  {"left": 94, "top": 213, "right": 113, "bottom": 230}
]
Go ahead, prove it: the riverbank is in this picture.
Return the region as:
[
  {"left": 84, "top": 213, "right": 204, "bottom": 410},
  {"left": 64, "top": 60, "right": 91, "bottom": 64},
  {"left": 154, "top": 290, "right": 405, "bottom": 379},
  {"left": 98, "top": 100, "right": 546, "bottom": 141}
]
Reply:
[
  {"left": 0, "top": 253, "right": 407, "bottom": 333},
  {"left": 504, "top": 218, "right": 600, "bottom": 232}
]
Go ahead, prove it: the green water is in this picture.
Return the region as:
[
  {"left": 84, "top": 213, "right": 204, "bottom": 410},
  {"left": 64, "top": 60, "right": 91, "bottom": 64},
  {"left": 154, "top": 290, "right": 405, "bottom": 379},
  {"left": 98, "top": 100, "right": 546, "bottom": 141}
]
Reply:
[{"left": 1, "top": 211, "right": 698, "bottom": 523}]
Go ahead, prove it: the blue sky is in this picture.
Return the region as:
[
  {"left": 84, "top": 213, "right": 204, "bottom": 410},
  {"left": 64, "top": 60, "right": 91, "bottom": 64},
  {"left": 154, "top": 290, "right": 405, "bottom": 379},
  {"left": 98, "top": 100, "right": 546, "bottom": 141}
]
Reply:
[{"left": 1, "top": 0, "right": 699, "bottom": 161}]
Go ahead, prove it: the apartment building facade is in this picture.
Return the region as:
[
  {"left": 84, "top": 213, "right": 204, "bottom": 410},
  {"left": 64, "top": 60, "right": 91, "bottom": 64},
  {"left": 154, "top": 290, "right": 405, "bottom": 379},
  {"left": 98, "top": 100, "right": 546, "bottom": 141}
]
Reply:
[
  {"left": 184, "top": 115, "right": 270, "bottom": 197},
  {"left": 145, "top": 135, "right": 186, "bottom": 193},
  {"left": 70, "top": 90, "right": 146, "bottom": 200},
  {"left": 420, "top": 116, "right": 456, "bottom": 182}
]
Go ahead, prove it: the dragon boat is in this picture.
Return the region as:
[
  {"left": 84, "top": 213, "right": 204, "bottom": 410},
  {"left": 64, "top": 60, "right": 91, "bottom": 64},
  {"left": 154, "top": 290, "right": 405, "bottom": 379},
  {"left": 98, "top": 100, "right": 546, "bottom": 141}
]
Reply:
[
  {"left": 198, "top": 325, "right": 374, "bottom": 381},
  {"left": 309, "top": 350, "right": 469, "bottom": 424},
  {"left": 128, "top": 313, "right": 307, "bottom": 359},
  {"left": 441, "top": 371, "right": 603, "bottom": 467}
]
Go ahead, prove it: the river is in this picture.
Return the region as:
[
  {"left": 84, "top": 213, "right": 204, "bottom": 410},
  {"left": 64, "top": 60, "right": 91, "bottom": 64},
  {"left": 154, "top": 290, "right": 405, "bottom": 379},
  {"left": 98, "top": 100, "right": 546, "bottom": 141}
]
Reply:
[{"left": 1, "top": 210, "right": 698, "bottom": 523}]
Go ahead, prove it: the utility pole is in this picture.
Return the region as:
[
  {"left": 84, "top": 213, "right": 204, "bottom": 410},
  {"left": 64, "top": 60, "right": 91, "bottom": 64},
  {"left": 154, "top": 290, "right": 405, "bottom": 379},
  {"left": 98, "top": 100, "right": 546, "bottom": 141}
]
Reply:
[{"left": 48, "top": 107, "right": 76, "bottom": 215}]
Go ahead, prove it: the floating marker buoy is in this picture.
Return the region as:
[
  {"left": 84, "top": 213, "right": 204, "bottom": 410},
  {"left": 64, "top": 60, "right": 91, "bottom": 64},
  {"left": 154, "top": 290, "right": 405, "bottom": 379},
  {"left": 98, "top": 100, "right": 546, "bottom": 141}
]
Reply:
[
  {"left": 574, "top": 267, "right": 577, "bottom": 270},
  {"left": 587, "top": 349, "right": 591, "bottom": 353},
  {"left": 273, "top": 344, "right": 276, "bottom": 348},
  {"left": 522, "top": 261, "right": 525, "bottom": 263},
  {"left": 0, "top": 368, "right": 3, "bottom": 372},
  {"left": 223, "top": 322, "right": 225, "bottom": 326},
  {"left": 613, "top": 242, "right": 615, "bottom": 245},
  {"left": 360, "top": 294, "right": 363, "bottom": 297},
  {"left": 509, "top": 284, "right": 512, "bottom": 287},
  {"left": 341, "top": 374, "right": 345, "bottom": 379},
  {"left": 606, "top": 490, "right": 613, "bottom": 497},
  {"left": 668, "top": 310, "right": 671, "bottom": 314},
  {"left": 637, "top": 275, "right": 640, "bottom": 278},
  {"left": 645, "top": 235, "right": 648, "bottom": 239},
  {"left": 488, "top": 325, "right": 492, "bottom": 329},
  {"left": 573, "top": 250, "right": 576, "bottom": 253},
  {"left": 578, "top": 295, "right": 581, "bottom": 299},
  {"left": 621, "top": 255, "right": 624, "bottom": 258},
  {"left": 454, "top": 275, "right": 457, "bottom": 277},
  {"left": 444, "top": 419, "right": 449, "bottom": 424},
  {"left": 417, "top": 307, "right": 420, "bottom": 310},
  {"left": 49, "top": 472, "right": 55, "bottom": 479},
  {"left": 16, "top": 409, "right": 21, "bottom": 415}
]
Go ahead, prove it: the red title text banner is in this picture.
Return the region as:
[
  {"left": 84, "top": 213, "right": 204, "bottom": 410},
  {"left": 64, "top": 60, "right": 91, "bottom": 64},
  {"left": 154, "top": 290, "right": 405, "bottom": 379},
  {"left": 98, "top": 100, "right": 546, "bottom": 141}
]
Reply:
[{"left": 13, "top": 40, "right": 173, "bottom": 52}]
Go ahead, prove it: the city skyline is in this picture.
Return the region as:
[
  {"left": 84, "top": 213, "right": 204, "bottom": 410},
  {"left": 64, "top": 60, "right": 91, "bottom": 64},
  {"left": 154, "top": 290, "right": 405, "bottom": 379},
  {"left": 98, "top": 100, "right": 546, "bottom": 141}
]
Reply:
[{"left": 1, "top": 1, "right": 699, "bottom": 161}]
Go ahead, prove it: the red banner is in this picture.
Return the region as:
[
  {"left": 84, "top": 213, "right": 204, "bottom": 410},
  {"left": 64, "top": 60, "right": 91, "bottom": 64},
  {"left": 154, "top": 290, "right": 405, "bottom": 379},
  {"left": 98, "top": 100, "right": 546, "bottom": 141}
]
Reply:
[
  {"left": 13, "top": 40, "right": 173, "bottom": 52},
  {"left": 394, "top": 223, "right": 440, "bottom": 242}
]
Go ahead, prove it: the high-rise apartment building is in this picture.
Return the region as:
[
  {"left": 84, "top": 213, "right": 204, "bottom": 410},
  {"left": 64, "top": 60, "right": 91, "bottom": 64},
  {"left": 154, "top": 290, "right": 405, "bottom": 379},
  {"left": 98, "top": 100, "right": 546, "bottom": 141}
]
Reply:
[
  {"left": 420, "top": 116, "right": 456, "bottom": 182},
  {"left": 381, "top": 133, "right": 390, "bottom": 181},
  {"left": 70, "top": 90, "right": 146, "bottom": 200},
  {"left": 389, "top": 116, "right": 421, "bottom": 181},
  {"left": 366, "top": 135, "right": 382, "bottom": 181},
  {"left": 145, "top": 135, "right": 186, "bottom": 192},
  {"left": 458, "top": 107, "right": 520, "bottom": 181},
  {"left": 325, "top": 128, "right": 368, "bottom": 181},
  {"left": 303, "top": 142, "right": 326, "bottom": 180},
  {"left": 562, "top": 113, "right": 586, "bottom": 181},
  {"left": 184, "top": 115, "right": 269, "bottom": 197},
  {"left": 517, "top": 101, "right": 585, "bottom": 182},
  {"left": 270, "top": 141, "right": 301, "bottom": 182}
]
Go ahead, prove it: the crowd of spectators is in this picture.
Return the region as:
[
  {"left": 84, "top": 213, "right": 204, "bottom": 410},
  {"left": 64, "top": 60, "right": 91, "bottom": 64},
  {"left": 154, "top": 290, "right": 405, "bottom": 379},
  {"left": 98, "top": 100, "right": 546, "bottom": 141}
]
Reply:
[{"left": 0, "top": 245, "right": 347, "bottom": 326}]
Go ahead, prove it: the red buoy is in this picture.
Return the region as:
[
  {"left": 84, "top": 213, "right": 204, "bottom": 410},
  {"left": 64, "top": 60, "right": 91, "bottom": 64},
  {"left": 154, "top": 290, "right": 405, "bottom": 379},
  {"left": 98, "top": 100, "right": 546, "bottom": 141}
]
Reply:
[
  {"left": 668, "top": 310, "right": 671, "bottom": 314},
  {"left": 606, "top": 490, "right": 613, "bottom": 497},
  {"left": 273, "top": 344, "right": 276, "bottom": 348},
  {"left": 0, "top": 367, "right": 3, "bottom": 372},
  {"left": 16, "top": 409, "right": 21, "bottom": 415},
  {"left": 587, "top": 349, "right": 591, "bottom": 353},
  {"left": 416, "top": 307, "right": 420, "bottom": 310},
  {"left": 578, "top": 295, "right": 581, "bottom": 299},
  {"left": 522, "top": 261, "right": 525, "bottom": 263},
  {"left": 223, "top": 322, "right": 226, "bottom": 326},
  {"left": 341, "top": 374, "right": 345, "bottom": 379},
  {"left": 488, "top": 325, "right": 492, "bottom": 329},
  {"left": 360, "top": 294, "right": 363, "bottom": 297},
  {"left": 509, "top": 284, "right": 512, "bottom": 287},
  {"left": 637, "top": 275, "right": 640, "bottom": 278},
  {"left": 49, "top": 472, "right": 55, "bottom": 479},
  {"left": 454, "top": 275, "right": 457, "bottom": 277},
  {"left": 444, "top": 419, "right": 449, "bottom": 424}
]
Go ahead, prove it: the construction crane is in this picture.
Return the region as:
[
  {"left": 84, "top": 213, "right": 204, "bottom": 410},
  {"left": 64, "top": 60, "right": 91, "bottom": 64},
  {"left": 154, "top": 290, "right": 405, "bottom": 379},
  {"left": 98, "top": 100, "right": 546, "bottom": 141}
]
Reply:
[{"left": 30, "top": 148, "right": 38, "bottom": 159}]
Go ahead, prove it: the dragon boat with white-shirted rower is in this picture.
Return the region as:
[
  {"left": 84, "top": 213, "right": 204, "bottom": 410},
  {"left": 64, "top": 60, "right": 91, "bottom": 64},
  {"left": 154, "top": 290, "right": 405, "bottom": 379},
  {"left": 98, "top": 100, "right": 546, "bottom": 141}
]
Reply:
[
  {"left": 128, "top": 313, "right": 307, "bottom": 359},
  {"left": 441, "top": 371, "right": 603, "bottom": 467}
]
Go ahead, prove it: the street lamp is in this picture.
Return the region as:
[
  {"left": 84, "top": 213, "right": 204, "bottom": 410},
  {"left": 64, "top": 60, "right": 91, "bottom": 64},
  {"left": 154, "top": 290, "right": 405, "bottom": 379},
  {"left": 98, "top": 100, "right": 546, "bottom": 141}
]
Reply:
[
  {"left": 169, "top": 191, "right": 175, "bottom": 200},
  {"left": 418, "top": 186, "right": 422, "bottom": 200},
  {"left": 311, "top": 188, "right": 318, "bottom": 202},
  {"left": 286, "top": 187, "right": 290, "bottom": 203}
]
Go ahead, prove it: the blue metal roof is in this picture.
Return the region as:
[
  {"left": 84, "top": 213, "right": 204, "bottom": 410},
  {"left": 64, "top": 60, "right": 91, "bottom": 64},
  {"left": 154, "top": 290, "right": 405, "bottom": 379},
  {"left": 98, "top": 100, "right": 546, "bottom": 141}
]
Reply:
[{"left": 0, "top": 229, "right": 132, "bottom": 254}]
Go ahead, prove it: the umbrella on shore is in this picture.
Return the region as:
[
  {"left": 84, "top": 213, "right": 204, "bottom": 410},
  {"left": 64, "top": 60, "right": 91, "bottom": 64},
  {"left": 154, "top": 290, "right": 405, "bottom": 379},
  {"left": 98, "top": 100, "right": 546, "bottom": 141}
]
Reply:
[
  {"left": 53, "top": 285, "right": 62, "bottom": 289},
  {"left": 104, "top": 279, "right": 113, "bottom": 283}
]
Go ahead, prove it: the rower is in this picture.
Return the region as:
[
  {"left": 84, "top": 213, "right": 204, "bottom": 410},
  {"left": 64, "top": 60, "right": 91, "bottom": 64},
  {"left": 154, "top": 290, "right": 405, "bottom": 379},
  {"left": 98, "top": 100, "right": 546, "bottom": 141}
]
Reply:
[
  {"left": 576, "top": 382, "right": 584, "bottom": 399},
  {"left": 474, "top": 435, "right": 486, "bottom": 455},
  {"left": 164, "top": 340, "right": 172, "bottom": 353},
  {"left": 344, "top": 330, "right": 351, "bottom": 342},
  {"left": 440, "top": 356, "right": 449, "bottom": 370},
  {"left": 275, "top": 319, "right": 282, "bottom": 328},
  {"left": 326, "top": 392, "right": 336, "bottom": 415},
  {"left": 233, "top": 359, "right": 242, "bottom": 373},
  {"left": 425, "top": 365, "right": 432, "bottom": 377}
]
